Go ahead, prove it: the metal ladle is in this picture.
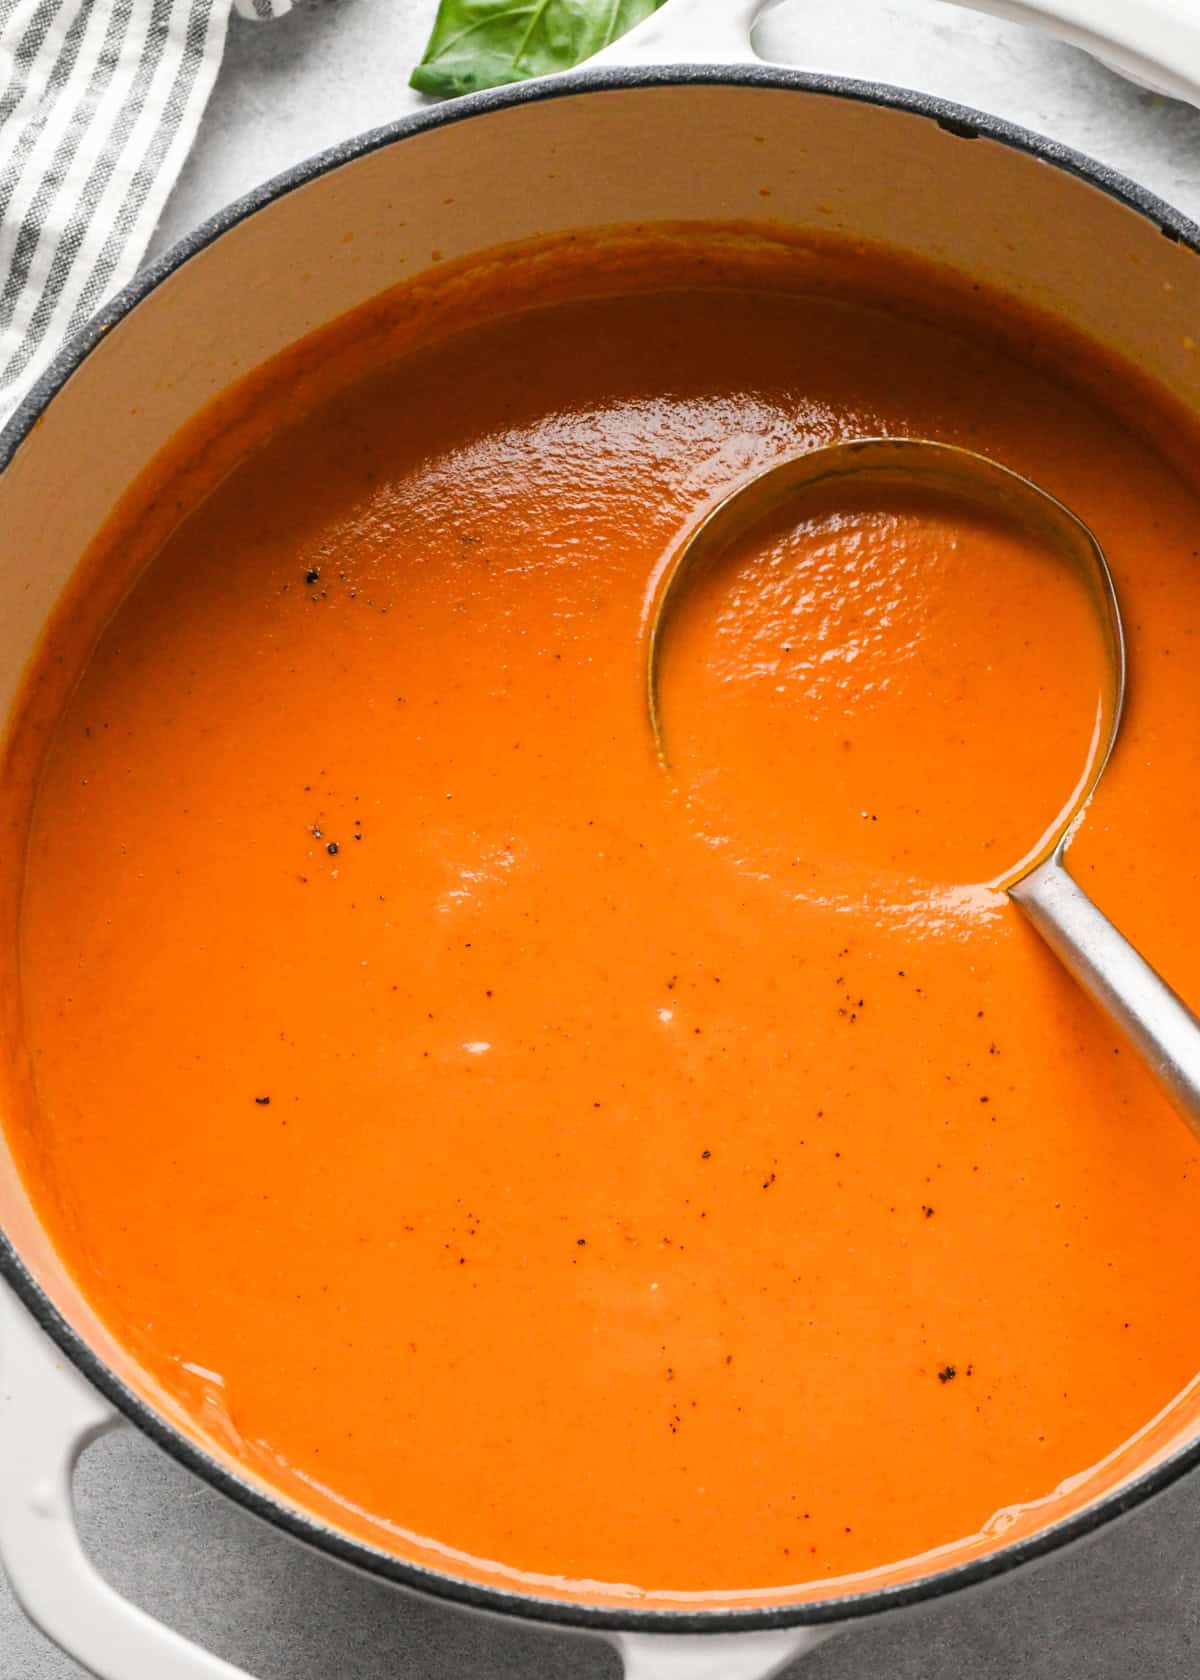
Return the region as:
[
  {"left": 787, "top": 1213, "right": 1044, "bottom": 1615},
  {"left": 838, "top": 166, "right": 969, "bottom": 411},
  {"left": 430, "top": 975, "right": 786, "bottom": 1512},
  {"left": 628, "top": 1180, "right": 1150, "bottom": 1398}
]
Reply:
[{"left": 646, "top": 437, "right": 1200, "bottom": 1135}]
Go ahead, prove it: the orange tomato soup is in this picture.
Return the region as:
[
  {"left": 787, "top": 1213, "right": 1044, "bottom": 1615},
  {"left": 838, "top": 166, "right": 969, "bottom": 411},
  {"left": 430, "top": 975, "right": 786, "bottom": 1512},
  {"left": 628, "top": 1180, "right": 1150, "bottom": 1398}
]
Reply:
[{"left": 4, "top": 228, "right": 1200, "bottom": 1601}]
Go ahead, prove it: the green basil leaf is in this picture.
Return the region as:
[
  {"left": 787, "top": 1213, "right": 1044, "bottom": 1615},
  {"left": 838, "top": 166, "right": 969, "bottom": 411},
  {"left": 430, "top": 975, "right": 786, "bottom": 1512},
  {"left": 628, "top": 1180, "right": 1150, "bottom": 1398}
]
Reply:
[{"left": 410, "top": 0, "right": 667, "bottom": 99}]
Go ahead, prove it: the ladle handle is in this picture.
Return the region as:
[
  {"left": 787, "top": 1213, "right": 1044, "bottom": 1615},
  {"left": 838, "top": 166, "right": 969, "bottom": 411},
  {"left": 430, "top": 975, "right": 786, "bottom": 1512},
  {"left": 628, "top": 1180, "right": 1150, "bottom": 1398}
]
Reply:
[{"left": 1011, "top": 853, "right": 1200, "bottom": 1135}]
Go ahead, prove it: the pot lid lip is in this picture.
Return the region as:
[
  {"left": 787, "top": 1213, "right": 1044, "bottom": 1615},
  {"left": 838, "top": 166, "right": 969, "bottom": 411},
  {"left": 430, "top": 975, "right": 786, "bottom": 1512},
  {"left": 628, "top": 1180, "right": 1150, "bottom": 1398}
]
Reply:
[{"left": 2, "top": 61, "right": 1199, "bottom": 1634}]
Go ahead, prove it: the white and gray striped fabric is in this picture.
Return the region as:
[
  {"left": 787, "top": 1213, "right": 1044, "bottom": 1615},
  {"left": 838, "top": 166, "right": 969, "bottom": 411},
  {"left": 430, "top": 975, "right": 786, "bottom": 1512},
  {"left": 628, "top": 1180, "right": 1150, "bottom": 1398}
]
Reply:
[{"left": 0, "top": 0, "right": 289, "bottom": 429}]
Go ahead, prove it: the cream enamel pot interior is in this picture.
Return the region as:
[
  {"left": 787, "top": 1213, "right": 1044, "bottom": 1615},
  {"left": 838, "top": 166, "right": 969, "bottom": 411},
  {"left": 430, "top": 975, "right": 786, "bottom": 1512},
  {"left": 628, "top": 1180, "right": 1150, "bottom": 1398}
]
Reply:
[{"left": 3, "top": 3, "right": 1200, "bottom": 1677}]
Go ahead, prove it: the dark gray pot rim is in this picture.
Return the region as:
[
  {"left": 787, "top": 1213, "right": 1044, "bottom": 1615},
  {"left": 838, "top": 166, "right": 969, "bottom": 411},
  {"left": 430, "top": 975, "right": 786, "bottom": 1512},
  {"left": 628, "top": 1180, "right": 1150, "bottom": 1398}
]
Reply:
[{"left": 1, "top": 61, "right": 1198, "bottom": 1637}]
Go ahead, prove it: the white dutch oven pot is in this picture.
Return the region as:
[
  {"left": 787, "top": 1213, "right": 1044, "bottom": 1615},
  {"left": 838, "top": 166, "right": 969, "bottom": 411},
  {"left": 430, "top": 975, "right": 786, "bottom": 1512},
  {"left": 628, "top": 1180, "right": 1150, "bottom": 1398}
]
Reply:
[{"left": 2, "top": 2, "right": 1200, "bottom": 1676}]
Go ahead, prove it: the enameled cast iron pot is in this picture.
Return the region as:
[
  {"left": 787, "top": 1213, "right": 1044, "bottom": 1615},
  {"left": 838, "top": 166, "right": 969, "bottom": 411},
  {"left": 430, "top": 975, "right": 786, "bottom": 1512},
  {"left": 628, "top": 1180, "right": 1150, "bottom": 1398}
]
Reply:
[{"left": 2, "top": 3, "right": 1200, "bottom": 1675}]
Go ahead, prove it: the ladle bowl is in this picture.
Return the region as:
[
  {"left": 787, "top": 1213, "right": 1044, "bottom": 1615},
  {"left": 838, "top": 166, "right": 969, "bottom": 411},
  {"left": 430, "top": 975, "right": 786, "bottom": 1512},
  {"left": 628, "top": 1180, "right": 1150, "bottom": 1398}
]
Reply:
[{"left": 645, "top": 437, "right": 1200, "bottom": 1134}]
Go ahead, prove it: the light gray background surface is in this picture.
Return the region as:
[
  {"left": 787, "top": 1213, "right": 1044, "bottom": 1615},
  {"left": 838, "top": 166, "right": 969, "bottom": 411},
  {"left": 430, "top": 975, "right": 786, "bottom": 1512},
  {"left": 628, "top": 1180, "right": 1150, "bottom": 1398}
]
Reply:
[{"left": 4, "top": 1, "right": 1200, "bottom": 1674}]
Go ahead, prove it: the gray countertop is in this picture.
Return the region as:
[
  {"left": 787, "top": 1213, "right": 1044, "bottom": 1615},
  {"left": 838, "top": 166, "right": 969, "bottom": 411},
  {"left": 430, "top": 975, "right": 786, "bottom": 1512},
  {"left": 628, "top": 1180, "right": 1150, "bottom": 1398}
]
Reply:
[{"left": 4, "top": 3, "right": 1200, "bottom": 1675}]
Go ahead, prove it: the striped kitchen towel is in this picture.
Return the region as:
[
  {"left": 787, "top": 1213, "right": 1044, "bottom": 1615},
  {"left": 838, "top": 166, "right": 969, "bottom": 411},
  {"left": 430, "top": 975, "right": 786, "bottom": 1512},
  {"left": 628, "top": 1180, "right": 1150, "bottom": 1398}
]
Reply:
[{"left": 0, "top": 0, "right": 290, "bottom": 430}]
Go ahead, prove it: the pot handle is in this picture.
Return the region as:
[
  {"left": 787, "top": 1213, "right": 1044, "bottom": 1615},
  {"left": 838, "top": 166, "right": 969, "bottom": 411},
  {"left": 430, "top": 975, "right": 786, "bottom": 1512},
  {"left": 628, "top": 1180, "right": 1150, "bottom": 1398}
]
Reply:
[
  {"left": 614, "top": 1629, "right": 835, "bottom": 1677},
  {"left": 588, "top": 0, "right": 1200, "bottom": 105},
  {"left": 941, "top": 0, "right": 1200, "bottom": 104},
  {"left": 583, "top": 0, "right": 765, "bottom": 68},
  {"left": 0, "top": 1283, "right": 259, "bottom": 1680}
]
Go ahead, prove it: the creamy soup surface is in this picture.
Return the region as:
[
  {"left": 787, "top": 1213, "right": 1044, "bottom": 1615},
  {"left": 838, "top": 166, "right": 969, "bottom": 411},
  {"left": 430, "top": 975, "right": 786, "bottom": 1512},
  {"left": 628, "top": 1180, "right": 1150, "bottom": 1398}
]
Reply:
[{"left": 4, "top": 229, "right": 1200, "bottom": 1602}]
